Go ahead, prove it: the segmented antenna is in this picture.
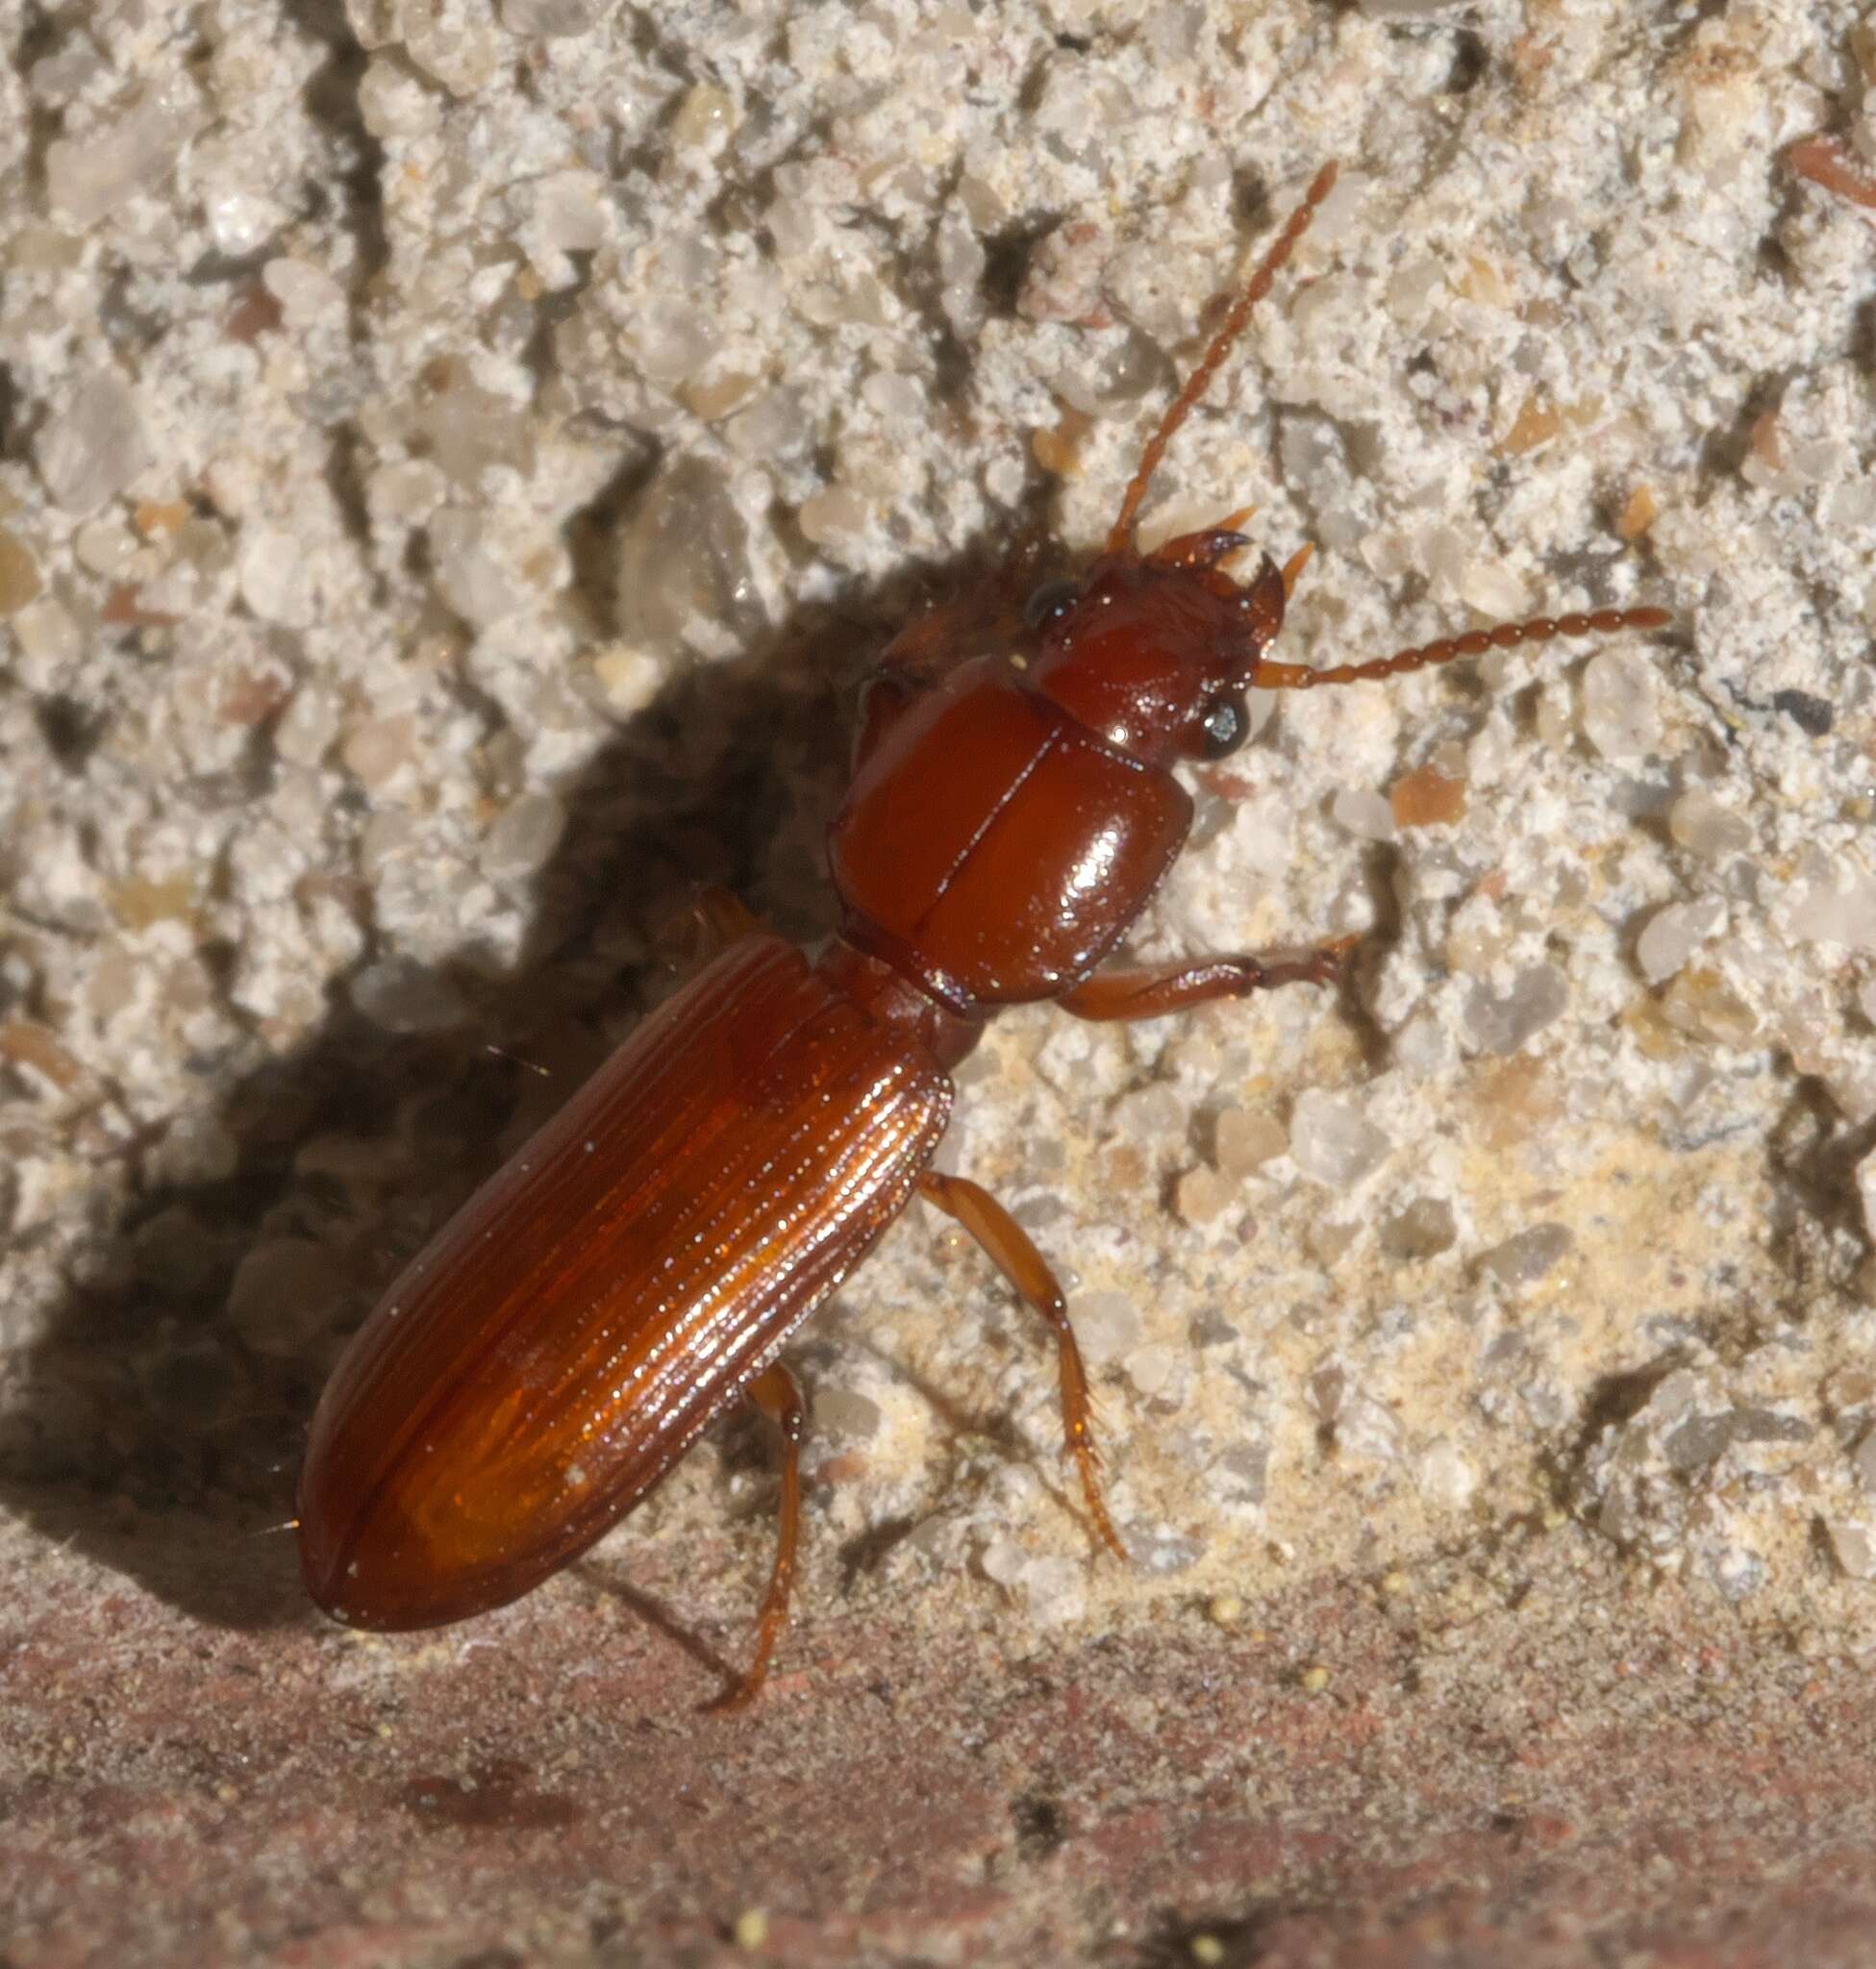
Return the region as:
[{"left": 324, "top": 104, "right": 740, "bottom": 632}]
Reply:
[
  {"left": 1249, "top": 606, "right": 1675, "bottom": 692},
  {"left": 1105, "top": 162, "right": 1340, "bottom": 557}
]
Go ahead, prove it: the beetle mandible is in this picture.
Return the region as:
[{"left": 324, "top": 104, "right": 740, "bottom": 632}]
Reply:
[{"left": 298, "top": 163, "right": 1668, "bottom": 1706}]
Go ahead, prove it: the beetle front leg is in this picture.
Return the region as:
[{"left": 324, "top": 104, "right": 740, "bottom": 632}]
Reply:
[
  {"left": 1059, "top": 935, "right": 1357, "bottom": 1022},
  {"left": 710, "top": 1358, "right": 806, "bottom": 1712},
  {"left": 854, "top": 597, "right": 1000, "bottom": 769},
  {"left": 917, "top": 1171, "right": 1127, "bottom": 1561}
]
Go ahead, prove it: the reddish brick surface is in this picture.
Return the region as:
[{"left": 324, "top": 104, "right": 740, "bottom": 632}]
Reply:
[{"left": 3, "top": 1501, "right": 1873, "bottom": 1968}]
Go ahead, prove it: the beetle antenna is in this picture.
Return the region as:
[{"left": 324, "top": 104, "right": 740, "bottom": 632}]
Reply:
[
  {"left": 1105, "top": 161, "right": 1340, "bottom": 557},
  {"left": 1249, "top": 604, "right": 1674, "bottom": 691}
]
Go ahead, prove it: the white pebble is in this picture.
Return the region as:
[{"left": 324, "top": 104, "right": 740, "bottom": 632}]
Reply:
[
  {"left": 238, "top": 526, "right": 316, "bottom": 628},
  {"left": 613, "top": 456, "right": 759, "bottom": 651},
  {"left": 1463, "top": 964, "right": 1568, "bottom": 1056},
  {"left": 1635, "top": 897, "right": 1726, "bottom": 984},
  {"left": 343, "top": 713, "right": 419, "bottom": 791},
  {"left": 1390, "top": 1011, "right": 1453, "bottom": 1077},
  {"left": 1417, "top": 1438, "right": 1477, "bottom": 1508},
  {"left": 813, "top": 1387, "right": 881, "bottom": 1445},
  {"left": 1852, "top": 1431, "right": 1876, "bottom": 1498},
  {"left": 502, "top": 0, "right": 613, "bottom": 32},
  {"left": 1580, "top": 648, "right": 1662, "bottom": 761},
  {"left": 1020, "top": 1554, "right": 1088, "bottom": 1625},
  {"left": 626, "top": 295, "right": 720, "bottom": 389},
  {"left": 35, "top": 371, "right": 150, "bottom": 515},
  {"left": 45, "top": 82, "right": 203, "bottom": 226},
  {"left": 358, "top": 56, "right": 440, "bottom": 139},
  {"left": 73, "top": 517, "right": 137, "bottom": 577},
  {"left": 1785, "top": 859, "right": 1876, "bottom": 955},
  {"left": 349, "top": 959, "right": 469, "bottom": 1034},
  {"left": 979, "top": 1535, "right": 1026, "bottom": 1587},
  {"left": 1459, "top": 559, "right": 1530, "bottom": 618},
  {"left": 483, "top": 794, "right": 567, "bottom": 880},
  {"left": 1825, "top": 1519, "right": 1875, "bottom": 1581},
  {"left": 228, "top": 1238, "right": 342, "bottom": 1354},
  {"left": 1289, "top": 1089, "right": 1390, "bottom": 1186},
  {"left": 1073, "top": 1290, "right": 1142, "bottom": 1366},
  {"left": 798, "top": 486, "right": 871, "bottom": 548},
  {"left": 1330, "top": 787, "right": 1395, "bottom": 841},
  {"left": 430, "top": 508, "right": 553, "bottom": 629},
  {"left": 1667, "top": 785, "right": 1751, "bottom": 860},
  {"left": 524, "top": 170, "right": 610, "bottom": 284},
  {"left": 274, "top": 687, "right": 339, "bottom": 768},
  {"left": 263, "top": 257, "right": 346, "bottom": 328}
]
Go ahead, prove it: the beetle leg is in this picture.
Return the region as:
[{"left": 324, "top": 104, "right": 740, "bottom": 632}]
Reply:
[
  {"left": 711, "top": 1358, "right": 806, "bottom": 1712},
  {"left": 852, "top": 558, "right": 1041, "bottom": 769},
  {"left": 686, "top": 885, "right": 764, "bottom": 964},
  {"left": 851, "top": 669, "right": 920, "bottom": 771},
  {"left": 1059, "top": 936, "right": 1357, "bottom": 1022},
  {"left": 917, "top": 1170, "right": 1128, "bottom": 1562}
]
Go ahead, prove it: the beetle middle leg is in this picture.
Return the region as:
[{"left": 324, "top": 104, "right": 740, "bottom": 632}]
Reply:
[
  {"left": 917, "top": 1170, "right": 1128, "bottom": 1561},
  {"left": 663, "top": 885, "right": 767, "bottom": 980},
  {"left": 852, "top": 556, "right": 1041, "bottom": 769},
  {"left": 710, "top": 1358, "right": 805, "bottom": 1711},
  {"left": 1059, "top": 936, "right": 1357, "bottom": 1022},
  {"left": 686, "top": 885, "right": 763, "bottom": 962}
]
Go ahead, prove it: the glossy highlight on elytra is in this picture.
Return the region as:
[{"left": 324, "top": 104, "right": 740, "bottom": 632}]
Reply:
[{"left": 297, "top": 162, "right": 1669, "bottom": 1707}]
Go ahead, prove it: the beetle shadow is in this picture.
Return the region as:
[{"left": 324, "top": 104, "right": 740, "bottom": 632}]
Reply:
[
  {"left": 830, "top": 1325, "right": 1109, "bottom": 1558},
  {"left": 574, "top": 1572, "right": 739, "bottom": 1696},
  {"left": 0, "top": 510, "right": 1052, "bottom": 1635}
]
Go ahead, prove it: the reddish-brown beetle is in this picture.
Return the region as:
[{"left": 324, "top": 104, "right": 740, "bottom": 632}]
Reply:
[{"left": 298, "top": 164, "right": 1666, "bottom": 1704}]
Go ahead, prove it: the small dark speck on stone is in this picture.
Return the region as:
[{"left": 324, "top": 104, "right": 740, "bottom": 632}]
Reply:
[
  {"left": 1772, "top": 688, "right": 1834, "bottom": 736},
  {"left": 1012, "top": 1794, "right": 1067, "bottom": 1860},
  {"left": 35, "top": 693, "right": 104, "bottom": 769}
]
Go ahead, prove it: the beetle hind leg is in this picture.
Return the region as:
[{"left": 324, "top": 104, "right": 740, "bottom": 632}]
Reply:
[
  {"left": 709, "top": 1358, "right": 806, "bottom": 1712},
  {"left": 918, "top": 1171, "right": 1128, "bottom": 1562}
]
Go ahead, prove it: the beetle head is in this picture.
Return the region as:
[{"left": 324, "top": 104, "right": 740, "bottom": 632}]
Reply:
[
  {"left": 1022, "top": 162, "right": 1339, "bottom": 768},
  {"left": 1023, "top": 527, "right": 1287, "bottom": 767}
]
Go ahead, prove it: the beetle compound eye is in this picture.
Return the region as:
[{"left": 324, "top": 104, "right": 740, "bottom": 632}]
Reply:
[
  {"left": 1024, "top": 578, "right": 1081, "bottom": 631},
  {"left": 1197, "top": 696, "right": 1247, "bottom": 759}
]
